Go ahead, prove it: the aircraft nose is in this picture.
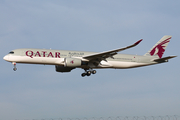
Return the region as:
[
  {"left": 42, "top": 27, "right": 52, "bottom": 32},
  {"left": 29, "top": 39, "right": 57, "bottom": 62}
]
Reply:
[{"left": 3, "top": 55, "right": 9, "bottom": 61}]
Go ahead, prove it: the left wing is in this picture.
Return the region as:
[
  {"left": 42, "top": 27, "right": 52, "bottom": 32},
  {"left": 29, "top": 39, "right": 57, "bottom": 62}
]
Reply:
[{"left": 82, "top": 39, "right": 143, "bottom": 61}]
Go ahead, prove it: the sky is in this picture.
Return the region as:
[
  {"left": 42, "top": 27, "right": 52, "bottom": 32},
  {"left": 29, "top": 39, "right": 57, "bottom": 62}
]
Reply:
[{"left": 0, "top": 0, "right": 180, "bottom": 120}]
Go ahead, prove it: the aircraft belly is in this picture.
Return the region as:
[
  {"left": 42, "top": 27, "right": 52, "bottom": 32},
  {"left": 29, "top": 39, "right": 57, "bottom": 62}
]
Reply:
[{"left": 108, "top": 61, "right": 151, "bottom": 69}]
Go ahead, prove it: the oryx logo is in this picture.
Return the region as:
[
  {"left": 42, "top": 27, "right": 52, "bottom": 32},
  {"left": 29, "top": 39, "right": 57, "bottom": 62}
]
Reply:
[
  {"left": 150, "top": 37, "right": 171, "bottom": 58},
  {"left": 70, "top": 60, "right": 74, "bottom": 64}
]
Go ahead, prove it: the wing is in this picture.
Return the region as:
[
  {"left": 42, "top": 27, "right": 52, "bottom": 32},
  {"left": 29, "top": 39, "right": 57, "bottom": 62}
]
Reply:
[{"left": 82, "top": 39, "right": 143, "bottom": 61}]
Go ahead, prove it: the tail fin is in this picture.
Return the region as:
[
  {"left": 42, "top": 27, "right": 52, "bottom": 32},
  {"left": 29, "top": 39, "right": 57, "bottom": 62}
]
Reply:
[{"left": 144, "top": 35, "right": 172, "bottom": 58}]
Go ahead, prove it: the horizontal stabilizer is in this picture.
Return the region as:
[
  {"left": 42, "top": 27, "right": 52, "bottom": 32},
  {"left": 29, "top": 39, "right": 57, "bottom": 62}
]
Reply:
[{"left": 153, "top": 56, "right": 177, "bottom": 62}]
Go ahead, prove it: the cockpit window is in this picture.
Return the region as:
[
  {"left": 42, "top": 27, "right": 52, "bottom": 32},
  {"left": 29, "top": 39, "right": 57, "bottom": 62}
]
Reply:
[{"left": 9, "top": 51, "right": 14, "bottom": 54}]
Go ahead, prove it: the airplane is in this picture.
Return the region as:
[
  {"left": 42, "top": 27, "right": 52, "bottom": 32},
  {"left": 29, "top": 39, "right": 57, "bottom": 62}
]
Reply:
[{"left": 3, "top": 35, "right": 176, "bottom": 77}]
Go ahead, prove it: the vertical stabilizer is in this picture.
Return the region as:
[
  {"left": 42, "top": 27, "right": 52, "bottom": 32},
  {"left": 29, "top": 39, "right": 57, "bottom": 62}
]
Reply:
[{"left": 144, "top": 35, "right": 172, "bottom": 58}]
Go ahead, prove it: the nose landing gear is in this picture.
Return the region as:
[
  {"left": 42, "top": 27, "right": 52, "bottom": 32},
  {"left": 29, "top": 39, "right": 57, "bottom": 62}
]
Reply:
[
  {"left": 12, "top": 62, "right": 17, "bottom": 71},
  {"left": 81, "top": 69, "right": 97, "bottom": 77}
]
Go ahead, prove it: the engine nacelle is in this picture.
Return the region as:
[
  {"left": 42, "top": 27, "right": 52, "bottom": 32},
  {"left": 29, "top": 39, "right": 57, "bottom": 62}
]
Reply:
[
  {"left": 64, "top": 58, "right": 82, "bottom": 67},
  {"left": 55, "top": 65, "right": 75, "bottom": 72},
  {"left": 55, "top": 58, "right": 82, "bottom": 73}
]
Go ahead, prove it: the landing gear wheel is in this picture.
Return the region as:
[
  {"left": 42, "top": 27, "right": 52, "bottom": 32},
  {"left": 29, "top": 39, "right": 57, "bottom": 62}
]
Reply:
[
  {"left": 81, "top": 69, "right": 96, "bottom": 77},
  {"left": 81, "top": 73, "right": 86, "bottom": 77},
  {"left": 92, "top": 70, "right": 96, "bottom": 74},
  {"left": 87, "top": 71, "right": 91, "bottom": 74},
  {"left": 86, "top": 71, "right": 91, "bottom": 76},
  {"left": 13, "top": 68, "right": 17, "bottom": 71}
]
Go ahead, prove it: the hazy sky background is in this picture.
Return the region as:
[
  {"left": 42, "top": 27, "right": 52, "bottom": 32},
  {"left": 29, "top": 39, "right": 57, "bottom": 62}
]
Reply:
[{"left": 0, "top": 0, "right": 180, "bottom": 120}]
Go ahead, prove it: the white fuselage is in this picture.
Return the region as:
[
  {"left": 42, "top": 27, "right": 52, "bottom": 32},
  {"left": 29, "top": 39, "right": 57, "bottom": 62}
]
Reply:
[
  {"left": 3, "top": 48, "right": 159, "bottom": 69},
  {"left": 3, "top": 36, "right": 176, "bottom": 76}
]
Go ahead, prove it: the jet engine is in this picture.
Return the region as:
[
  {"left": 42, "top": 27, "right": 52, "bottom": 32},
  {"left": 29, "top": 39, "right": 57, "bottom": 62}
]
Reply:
[
  {"left": 64, "top": 58, "right": 82, "bottom": 67},
  {"left": 55, "top": 58, "right": 82, "bottom": 73}
]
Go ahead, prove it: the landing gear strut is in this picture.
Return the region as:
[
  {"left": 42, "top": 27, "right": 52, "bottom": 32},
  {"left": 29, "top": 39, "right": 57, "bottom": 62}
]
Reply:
[
  {"left": 12, "top": 62, "right": 17, "bottom": 71},
  {"left": 81, "top": 69, "right": 97, "bottom": 77}
]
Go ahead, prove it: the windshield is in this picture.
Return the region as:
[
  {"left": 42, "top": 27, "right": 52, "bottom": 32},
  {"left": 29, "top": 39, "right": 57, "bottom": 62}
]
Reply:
[{"left": 9, "top": 51, "right": 14, "bottom": 54}]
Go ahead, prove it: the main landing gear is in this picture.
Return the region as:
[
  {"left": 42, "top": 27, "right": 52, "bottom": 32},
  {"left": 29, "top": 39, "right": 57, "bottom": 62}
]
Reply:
[
  {"left": 12, "top": 62, "right": 17, "bottom": 71},
  {"left": 81, "top": 69, "right": 97, "bottom": 77}
]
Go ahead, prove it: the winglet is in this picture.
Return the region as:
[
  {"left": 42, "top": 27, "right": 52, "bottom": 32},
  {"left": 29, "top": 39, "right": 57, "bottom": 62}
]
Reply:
[{"left": 134, "top": 39, "right": 143, "bottom": 45}]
